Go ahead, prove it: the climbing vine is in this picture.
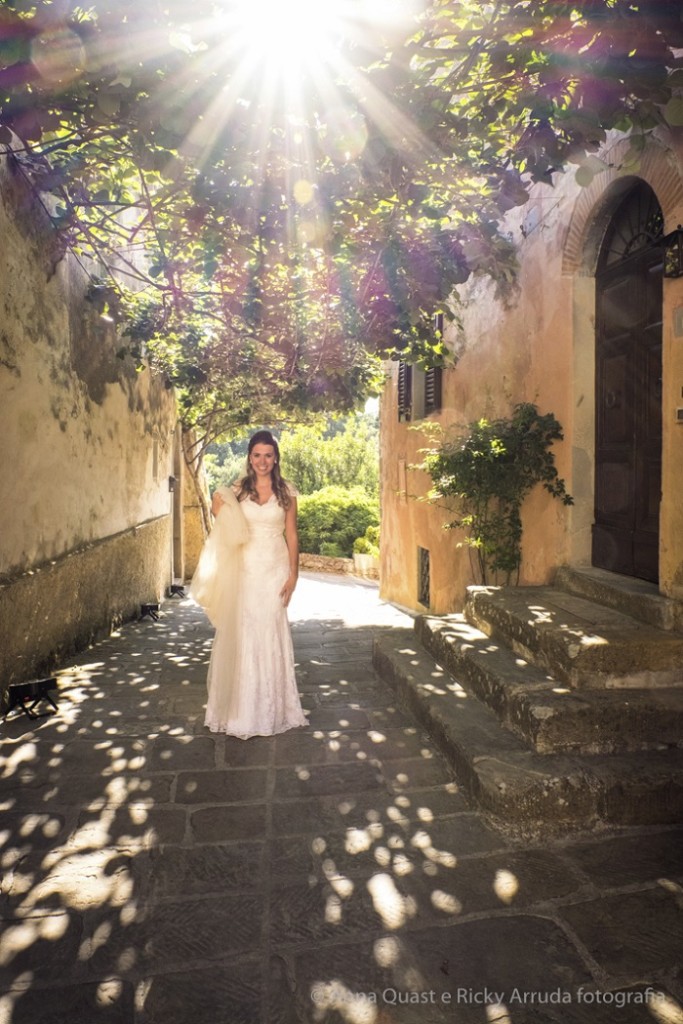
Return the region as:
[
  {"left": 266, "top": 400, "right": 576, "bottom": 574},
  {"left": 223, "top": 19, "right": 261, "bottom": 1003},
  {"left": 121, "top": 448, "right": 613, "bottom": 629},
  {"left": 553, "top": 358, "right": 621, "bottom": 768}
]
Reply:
[{"left": 422, "top": 403, "right": 573, "bottom": 584}]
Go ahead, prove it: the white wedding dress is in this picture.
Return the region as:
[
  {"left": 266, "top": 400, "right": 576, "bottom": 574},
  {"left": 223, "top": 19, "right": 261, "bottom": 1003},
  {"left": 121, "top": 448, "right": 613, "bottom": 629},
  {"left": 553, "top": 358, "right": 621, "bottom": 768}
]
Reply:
[{"left": 203, "top": 485, "right": 308, "bottom": 738}]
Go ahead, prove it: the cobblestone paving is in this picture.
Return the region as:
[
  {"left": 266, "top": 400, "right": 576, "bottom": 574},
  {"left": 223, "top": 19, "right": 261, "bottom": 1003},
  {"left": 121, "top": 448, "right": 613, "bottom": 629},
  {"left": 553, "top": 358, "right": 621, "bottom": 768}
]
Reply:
[{"left": 1, "top": 573, "right": 682, "bottom": 1024}]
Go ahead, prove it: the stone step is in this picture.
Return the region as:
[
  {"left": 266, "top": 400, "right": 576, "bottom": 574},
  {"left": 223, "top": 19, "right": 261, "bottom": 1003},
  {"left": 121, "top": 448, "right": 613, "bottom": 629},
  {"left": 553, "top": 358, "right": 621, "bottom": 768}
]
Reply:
[
  {"left": 465, "top": 585, "right": 683, "bottom": 689},
  {"left": 415, "top": 613, "right": 683, "bottom": 754},
  {"left": 554, "top": 565, "right": 683, "bottom": 632},
  {"left": 373, "top": 629, "right": 683, "bottom": 835}
]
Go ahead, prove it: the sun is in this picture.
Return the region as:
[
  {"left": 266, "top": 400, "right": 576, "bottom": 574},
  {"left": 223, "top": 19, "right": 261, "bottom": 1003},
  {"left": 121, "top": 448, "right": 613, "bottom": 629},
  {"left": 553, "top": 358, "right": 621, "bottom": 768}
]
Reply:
[
  {"left": 226, "top": 0, "right": 342, "bottom": 68},
  {"left": 220, "top": 0, "right": 351, "bottom": 91},
  {"left": 214, "top": 0, "right": 423, "bottom": 94}
]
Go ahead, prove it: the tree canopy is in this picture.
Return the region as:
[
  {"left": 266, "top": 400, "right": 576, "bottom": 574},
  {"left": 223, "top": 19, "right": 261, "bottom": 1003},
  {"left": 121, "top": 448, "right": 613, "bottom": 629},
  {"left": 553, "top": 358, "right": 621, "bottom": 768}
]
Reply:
[{"left": 1, "top": 0, "right": 682, "bottom": 443}]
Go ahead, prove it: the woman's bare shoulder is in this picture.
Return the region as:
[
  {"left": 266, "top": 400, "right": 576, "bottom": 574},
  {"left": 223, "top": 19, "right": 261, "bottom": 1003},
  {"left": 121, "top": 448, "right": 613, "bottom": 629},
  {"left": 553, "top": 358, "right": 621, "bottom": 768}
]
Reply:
[{"left": 284, "top": 480, "right": 299, "bottom": 498}]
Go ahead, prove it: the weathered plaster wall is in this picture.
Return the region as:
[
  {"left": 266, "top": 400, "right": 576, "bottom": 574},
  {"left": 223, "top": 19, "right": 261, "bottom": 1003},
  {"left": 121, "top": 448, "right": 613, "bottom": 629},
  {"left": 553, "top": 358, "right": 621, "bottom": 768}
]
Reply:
[
  {"left": 0, "top": 154, "right": 177, "bottom": 690},
  {"left": 380, "top": 173, "right": 577, "bottom": 614},
  {"left": 380, "top": 130, "right": 683, "bottom": 614}
]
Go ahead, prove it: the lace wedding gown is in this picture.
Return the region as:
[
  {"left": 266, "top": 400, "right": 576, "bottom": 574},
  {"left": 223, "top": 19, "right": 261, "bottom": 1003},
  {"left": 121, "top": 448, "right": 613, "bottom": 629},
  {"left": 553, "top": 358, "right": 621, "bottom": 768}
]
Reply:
[{"left": 204, "top": 486, "right": 308, "bottom": 738}]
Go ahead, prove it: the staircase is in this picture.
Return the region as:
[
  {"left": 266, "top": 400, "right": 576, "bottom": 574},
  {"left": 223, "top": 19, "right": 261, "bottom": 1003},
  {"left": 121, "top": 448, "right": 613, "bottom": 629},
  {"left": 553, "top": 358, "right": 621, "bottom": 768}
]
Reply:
[{"left": 373, "top": 566, "right": 683, "bottom": 835}]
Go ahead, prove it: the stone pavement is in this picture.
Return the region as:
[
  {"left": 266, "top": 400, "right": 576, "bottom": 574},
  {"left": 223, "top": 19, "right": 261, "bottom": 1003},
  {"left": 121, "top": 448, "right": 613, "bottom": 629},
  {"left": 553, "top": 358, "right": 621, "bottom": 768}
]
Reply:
[{"left": 1, "top": 572, "right": 682, "bottom": 1024}]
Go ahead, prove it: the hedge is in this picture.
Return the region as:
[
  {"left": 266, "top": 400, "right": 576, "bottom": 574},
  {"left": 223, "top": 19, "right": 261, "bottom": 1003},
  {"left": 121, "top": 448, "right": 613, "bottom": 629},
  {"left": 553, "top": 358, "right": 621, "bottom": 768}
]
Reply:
[{"left": 297, "top": 486, "right": 379, "bottom": 558}]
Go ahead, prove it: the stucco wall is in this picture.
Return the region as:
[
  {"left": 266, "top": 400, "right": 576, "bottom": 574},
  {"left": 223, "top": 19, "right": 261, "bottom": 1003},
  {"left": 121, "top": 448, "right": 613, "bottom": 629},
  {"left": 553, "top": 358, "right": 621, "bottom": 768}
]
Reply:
[
  {"left": 381, "top": 175, "right": 577, "bottom": 614},
  {"left": 380, "top": 131, "right": 683, "bottom": 614},
  {"left": 0, "top": 153, "right": 177, "bottom": 690}
]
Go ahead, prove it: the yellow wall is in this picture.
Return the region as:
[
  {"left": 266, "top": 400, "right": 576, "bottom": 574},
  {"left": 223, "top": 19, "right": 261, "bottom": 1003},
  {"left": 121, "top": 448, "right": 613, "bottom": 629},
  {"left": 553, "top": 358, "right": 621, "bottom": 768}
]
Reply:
[
  {"left": 0, "top": 154, "right": 178, "bottom": 687},
  {"left": 381, "top": 132, "right": 683, "bottom": 613}
]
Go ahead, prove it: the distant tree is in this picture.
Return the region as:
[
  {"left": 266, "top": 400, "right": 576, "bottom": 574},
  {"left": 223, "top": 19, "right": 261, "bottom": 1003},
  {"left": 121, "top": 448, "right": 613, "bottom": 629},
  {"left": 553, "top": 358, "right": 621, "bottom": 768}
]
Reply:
[
  {"left": 279, "top": 414, "right": 378, "bottom": 496},
  {"left": 278, "top": 424, "right": 328, "bottom": 496},
  {"left": 203, "top": 448, "right": 246, "bottom": 492},
  {"left": 324, "top": 417, "right": 379, "bottom": 496}
]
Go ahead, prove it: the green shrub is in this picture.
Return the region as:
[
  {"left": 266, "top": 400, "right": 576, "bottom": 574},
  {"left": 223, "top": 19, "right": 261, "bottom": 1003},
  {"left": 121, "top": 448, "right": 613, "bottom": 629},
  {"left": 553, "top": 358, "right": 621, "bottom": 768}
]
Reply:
[
  {"left": 365, "top": 525, "right": 379, "bottom": 547},
  {"left": 320, "top": 541, "right": 345, "bottom": 558},
  {"left": 280, "top": 414, "right": 379, "bottom": 497},
  {"left": 422, "top": 403, "right": 573, "bottom": 584},
  {"left": 297, "top": 486, "right": 379, "bottom": 558},
  {"left": 352, "top": 525, "right": 380, "bottom": 558}
]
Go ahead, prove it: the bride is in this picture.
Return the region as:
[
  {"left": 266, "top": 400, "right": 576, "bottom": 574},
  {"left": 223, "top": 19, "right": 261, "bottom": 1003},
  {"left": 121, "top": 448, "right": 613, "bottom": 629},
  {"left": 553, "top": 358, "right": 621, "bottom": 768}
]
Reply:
[{"left": 191, "top": 430, "right": 308, "bottom": 738}]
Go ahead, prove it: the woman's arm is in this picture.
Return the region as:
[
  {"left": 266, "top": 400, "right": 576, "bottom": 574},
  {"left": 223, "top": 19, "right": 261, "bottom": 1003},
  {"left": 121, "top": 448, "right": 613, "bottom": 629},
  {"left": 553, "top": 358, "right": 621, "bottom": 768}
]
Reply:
[{"left": 280, "top": 496, "right": 299, "bottom": 607}]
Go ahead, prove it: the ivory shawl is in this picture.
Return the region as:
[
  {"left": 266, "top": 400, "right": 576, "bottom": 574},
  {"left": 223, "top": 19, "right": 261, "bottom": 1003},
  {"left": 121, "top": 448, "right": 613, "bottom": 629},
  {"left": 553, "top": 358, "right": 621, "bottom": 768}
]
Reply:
[{"left": 190, "top": 486, "right": 249, "bottom": 628}]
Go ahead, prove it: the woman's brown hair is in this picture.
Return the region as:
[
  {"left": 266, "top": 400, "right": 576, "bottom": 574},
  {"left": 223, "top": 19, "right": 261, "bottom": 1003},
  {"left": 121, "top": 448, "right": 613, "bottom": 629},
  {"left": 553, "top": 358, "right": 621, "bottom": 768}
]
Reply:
[{"left": 236, "top": 430, "right": 292, "bottom": 509}]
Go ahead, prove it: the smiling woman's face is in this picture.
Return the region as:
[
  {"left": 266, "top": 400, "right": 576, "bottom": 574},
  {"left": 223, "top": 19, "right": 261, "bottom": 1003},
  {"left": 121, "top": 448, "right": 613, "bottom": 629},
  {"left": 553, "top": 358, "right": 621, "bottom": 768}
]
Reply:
[{"left": 249, "top": 443, "right": 276, "bottom": 477}]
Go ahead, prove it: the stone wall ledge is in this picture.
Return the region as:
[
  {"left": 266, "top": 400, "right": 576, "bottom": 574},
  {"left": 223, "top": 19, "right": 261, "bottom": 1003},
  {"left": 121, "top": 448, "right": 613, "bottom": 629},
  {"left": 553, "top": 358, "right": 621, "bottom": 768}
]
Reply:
[{"left": 299, "top": 552, "right": 379, "bottom": 581}]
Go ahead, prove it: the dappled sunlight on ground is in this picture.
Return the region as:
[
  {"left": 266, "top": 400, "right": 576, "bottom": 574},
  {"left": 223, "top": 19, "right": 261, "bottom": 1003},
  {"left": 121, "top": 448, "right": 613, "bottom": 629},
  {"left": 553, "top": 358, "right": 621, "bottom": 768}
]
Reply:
[
  {"left": 1, "top": 577, "right": 682, "bottom": 1022},
  {"left": 0, "top": 600, "right": 217, "bottom": 1019}
]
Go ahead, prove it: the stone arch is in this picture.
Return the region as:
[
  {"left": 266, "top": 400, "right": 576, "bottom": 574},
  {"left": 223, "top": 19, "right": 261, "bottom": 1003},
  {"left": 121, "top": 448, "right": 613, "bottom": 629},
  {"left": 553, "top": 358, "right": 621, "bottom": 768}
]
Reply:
[{"left": 562, "top": 136, "right": 683, "bottom": 276}]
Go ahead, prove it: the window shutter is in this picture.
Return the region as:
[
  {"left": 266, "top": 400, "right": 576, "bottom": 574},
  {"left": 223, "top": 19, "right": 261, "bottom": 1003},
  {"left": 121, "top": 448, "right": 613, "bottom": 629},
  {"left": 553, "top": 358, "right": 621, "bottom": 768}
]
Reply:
[
  {"left": 398, "top": 361, "right": 412, "bottom": 421},
  {"left": 424, "top": 367, "right": 442, "bottom": 414}
]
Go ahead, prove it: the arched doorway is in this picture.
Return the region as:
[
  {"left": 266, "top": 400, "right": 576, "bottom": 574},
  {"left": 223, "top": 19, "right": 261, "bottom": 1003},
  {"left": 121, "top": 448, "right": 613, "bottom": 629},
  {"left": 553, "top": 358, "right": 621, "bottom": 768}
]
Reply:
[{"left": 592, "top": 182, "right": 663, "bottom": 583}]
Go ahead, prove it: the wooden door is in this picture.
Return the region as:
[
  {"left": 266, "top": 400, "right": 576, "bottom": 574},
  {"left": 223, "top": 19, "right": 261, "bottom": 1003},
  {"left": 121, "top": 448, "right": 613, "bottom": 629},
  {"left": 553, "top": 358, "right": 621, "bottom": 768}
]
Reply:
[{"left": 592, "top": 185, "right": 663, "bottom": 583}]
